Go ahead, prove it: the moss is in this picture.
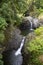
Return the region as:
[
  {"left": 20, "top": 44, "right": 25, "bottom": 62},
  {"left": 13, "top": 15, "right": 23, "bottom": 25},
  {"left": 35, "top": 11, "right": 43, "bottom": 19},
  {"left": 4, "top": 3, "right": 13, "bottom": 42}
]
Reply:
[{"left": 34, "top": 26, "right": 43, "bottom": 36}]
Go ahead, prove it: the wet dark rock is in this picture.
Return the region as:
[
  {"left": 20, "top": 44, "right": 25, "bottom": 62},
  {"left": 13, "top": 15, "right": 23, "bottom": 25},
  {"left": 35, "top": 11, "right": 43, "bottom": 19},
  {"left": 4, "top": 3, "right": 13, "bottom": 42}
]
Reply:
[
  {"left": 2, "top": 26, "right": 25, "bottom": 65},
  {"left": 20, "top": 16, "right": 33, "bottom": 29},
  {"left": 6, "top": 32, "right": 23, "bottom": 50},
  {"left": 19, "top": 16, "right": 40, "bottom": 36},
  {"left": 2, "top": 50, "right": 23, "bottom": 65},
  {"left": 4, "top": 27, "right": 23, "bottom": 51}
]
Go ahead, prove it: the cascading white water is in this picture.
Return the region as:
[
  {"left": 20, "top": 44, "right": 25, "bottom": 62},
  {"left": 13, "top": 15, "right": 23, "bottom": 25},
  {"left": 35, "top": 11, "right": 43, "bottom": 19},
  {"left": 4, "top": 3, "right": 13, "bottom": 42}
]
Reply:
[
  {"left": 15, "top": 37, "right": 25, "bottom": 56},
  {"left": 25, "top": 16, "right": 33, "bottom": 31},
  {"left": 3, "top": 37, "right": 25, "bottom": 65},
  {"left": 30, "top": 21, "right": 33, "bottom": 31}
]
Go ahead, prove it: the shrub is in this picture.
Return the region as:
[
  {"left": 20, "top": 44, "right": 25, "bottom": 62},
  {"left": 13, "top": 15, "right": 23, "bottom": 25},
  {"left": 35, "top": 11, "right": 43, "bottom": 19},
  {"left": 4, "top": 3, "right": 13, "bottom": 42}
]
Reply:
[
  {"left": 25, "top": 26, "right": 43, "bottom": 65},
  {"left": 34, "top": 26, "right": 43, "bottom": 36},
  {"left": 0, "top": 17, "right": 7, "bottom": 43},
  {"left": 0, "top": 17, "right": 7, "bottom": 31}
]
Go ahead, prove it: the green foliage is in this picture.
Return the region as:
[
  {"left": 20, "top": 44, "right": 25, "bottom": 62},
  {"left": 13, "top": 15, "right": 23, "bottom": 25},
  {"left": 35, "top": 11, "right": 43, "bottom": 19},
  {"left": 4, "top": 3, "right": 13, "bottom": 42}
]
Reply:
[
  {"left": 34, "top": 0, "right": 43, "bottom": 9},
  {"left": 0, "top": 54, "right": 2, "bottom": 59},
  {"left": 29, "top": 51, "right": 43, "bottom": 65},
  {"left": 0, "top": 0, "right": 43, "bottom": 65},
  {"left": 34, "top": 0, "right": 43, "bottom": 16},
  {"left": 25, "top": 27, "right": 43, "bottom": 65},
  {"left": 0, "top": 31, "right": 5, "bottom": 43},
  {"left": 0, "top": 54, "right": 3, "bottom": 65},
  {"left": 0, "top": 17, "right": 7, "bottom": 43},
  {"left": 0, "top": 17, "right": 7, "bottom": 30},
  {"left": 27, "top": 37, "right": 43, "bottom": 52},
  {"left": 28, "top": 27, "right": 43, "bottom": 51},
  {"left": 35, "top": 27, "right": 43, "bottom": 35},
  {"left": 0, "top": 0, "right": 31, "bottom": 25}
]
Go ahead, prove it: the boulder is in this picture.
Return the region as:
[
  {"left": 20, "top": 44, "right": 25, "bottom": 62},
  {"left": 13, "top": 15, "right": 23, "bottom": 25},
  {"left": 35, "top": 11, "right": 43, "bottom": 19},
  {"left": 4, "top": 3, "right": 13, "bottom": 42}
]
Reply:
[
  {"left": 19, "top": 16, "right": 40, "bottom": 36},
  {"left": 33, "top": 18, "right": 40, "bottom": 29},
  {"left": 19, "top": 16, "right": 32, "bottom": 31}
]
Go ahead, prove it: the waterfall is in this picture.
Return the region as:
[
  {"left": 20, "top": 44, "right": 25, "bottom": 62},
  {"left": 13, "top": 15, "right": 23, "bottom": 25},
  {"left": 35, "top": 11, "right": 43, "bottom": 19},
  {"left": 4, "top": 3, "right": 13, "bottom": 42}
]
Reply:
[
  {"left": 30, "top": 21, "right": 33, "bottom": 31},
  {"left": 15, "top": 37, "right": 25, "bottom": 56},
  {"left": 2, "top": 37, "right": 25, "bottom": 65}
]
